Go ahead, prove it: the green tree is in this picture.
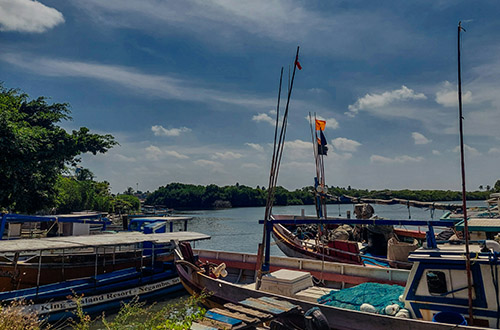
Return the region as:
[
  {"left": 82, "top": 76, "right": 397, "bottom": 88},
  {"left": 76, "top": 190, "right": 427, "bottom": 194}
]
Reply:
[
  {"left": 494, "top": 180, "right": 500, "bottom": 192},
  {"left": 75, "top": 167, "right": 95, "bottom": 181},
  {"left": 55, "top": 175, "right": 115, "bottom": 213},
  {"left": 124, "top": 187, "right": 135, "bottom": 195},
  {"left": 115, "top": 194, "right": 141, "bottom": 212},
  {"left": 0, "top": 85, "right": 116, "bottom": 213}
]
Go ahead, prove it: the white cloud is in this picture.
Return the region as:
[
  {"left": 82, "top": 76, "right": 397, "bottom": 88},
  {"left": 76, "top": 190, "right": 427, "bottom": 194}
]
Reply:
[
  {"left": 432, "top": 150, "right": 441, "bottom": 155},
  {"left": 452, "top": 144, "right": 481, "bottom": 157},
  {"left": 151, "top": 125, "right": 191, "bottom": 137},
  {"left": 331, "top": 137, "right": 361, "bottom": 152},
  {"left": 145, "top": 145, "right": 189, "bottom": 160},
  {"left": 245, "top": 143, "right": 264, "bottom": 152},
  {"left": 412, "top": 132, "right": 431, "bottom": 145},
  {"left": 212, "top": 151, "right": 243, "bottom": 160},
  {"left": 435, "top": 81, "right": 472, "bottom": 107},
  {"left": 73, "top": 0, "right": 424, "bottom": 60},
  {"left": 0, "top": 0, "right": 64, "bottom": 33},
  {"left": 252, "top": 112, "right": 275, "bottom": 125},
  {"left": 194, "top": 159, "right": 223, "bottom": 169},
  {"left": 145, "top": 145, "right": 163, "bottom": 160},
  {"left": 346, "top": 85, "right": 427, "bottom": 117},
  {"left": 305, "top": 115, "right": 339, "bottom": 130},
  {"left": 489, "top": 147, "right": 500, "bottom": 154},
  {"left": 283, "top": 139, "right": 313, "bottom": 161},
  {"left": 164, "top": 150, "right": 190, "bottom": 159},
  {"left": 370, "top": 154, "right": 424, "bottom": 164},
  {"left": 286, "top": 139, "right": 311, "bottom": 150},
  {"left": 0, "top": 53, "right": 274, "bottom": 110}
]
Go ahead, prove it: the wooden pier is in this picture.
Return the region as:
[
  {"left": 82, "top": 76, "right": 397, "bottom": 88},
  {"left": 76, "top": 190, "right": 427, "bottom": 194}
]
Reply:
[{"left": 191, "top": 296, "right": 300, "bottom": 329}]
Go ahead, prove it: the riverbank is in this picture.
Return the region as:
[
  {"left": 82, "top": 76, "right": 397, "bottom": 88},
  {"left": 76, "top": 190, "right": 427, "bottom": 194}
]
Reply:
[{"left": 144, "top": 182, "right": 497, "bottom": 211}]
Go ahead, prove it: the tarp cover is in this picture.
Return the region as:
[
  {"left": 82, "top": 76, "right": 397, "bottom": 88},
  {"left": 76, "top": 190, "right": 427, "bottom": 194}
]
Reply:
[{"left": 317, "top": 282, "right": 404, "bottom": 314}]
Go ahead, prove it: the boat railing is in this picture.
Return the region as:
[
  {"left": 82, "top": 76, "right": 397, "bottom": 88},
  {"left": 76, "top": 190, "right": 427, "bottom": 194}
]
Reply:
[
  {"left": 295, "top": 236, "right": 413, "bottom": 267},
  {"left": 0, "top": 213, "right": 111, "bottom": 240},
  {"left": 261, "top": 217, "right": 456, "bottom": 272}
]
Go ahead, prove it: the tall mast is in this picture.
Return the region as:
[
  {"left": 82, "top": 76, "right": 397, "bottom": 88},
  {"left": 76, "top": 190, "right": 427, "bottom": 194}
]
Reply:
[
  {"left": 458, "top": 20, "right": 474, "bottom": 325},
  {"left": 257, "top": 47, "right": 300, "bottom": 288}
]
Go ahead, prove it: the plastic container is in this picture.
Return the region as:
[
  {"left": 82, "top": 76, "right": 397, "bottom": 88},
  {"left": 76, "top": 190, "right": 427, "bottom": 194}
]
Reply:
[{"left": 432, "top": 311, "right": 467, "bottom": 325}]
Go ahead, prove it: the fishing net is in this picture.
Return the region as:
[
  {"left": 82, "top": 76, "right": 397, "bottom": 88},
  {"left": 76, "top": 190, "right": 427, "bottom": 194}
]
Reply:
[{"left": 317, "top": 282, "right": 405, "bottom": 314}]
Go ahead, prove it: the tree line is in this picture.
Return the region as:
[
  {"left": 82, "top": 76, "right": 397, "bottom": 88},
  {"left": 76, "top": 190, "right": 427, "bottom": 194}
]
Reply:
[{"left": 145, "top": 181, "right": 500, "bottom": 210}]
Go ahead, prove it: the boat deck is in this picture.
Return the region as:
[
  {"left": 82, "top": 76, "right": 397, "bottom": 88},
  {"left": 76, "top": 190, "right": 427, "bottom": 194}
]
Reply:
[
  {"left": 191, "top": 296, "right": 300, "bottom": 329},
  {"left": 294, "top": 285, "right": 334, "bottom": 303}
]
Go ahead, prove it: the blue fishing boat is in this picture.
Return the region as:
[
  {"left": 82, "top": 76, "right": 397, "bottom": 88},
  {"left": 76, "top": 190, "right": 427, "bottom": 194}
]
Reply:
[{"left": 0, "top": 230, "right": 209, "bottom": 322}]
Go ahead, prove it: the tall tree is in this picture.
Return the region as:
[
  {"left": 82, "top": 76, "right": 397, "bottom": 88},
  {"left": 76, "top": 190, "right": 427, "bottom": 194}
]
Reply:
[{"left": 0, "top": 85, "right": 117, "bottom": 213}]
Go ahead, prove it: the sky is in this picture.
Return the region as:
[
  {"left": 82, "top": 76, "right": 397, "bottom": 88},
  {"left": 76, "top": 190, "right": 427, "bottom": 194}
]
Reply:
[{"left": 1, "top": 1, "right": 500, "bottom": 194}]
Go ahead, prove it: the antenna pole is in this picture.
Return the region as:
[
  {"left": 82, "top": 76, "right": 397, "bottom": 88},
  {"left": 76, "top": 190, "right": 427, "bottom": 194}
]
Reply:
[{"left": 458, "top": 20, "right": 474, "bottom": 325}]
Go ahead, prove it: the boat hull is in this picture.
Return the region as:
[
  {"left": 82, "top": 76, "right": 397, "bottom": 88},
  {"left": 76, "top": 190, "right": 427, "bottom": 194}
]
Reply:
[
  {"left": 0, "top": 251, "right": 169, "bottom": 291},
  {"left": 176, "top": 249, "right": 479, "bottom": 330}
]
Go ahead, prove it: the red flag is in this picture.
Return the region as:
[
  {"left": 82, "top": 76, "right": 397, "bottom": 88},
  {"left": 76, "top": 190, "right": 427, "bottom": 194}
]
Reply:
[{"left": 295, "top": 60, "right": 302, "bottom": 70}]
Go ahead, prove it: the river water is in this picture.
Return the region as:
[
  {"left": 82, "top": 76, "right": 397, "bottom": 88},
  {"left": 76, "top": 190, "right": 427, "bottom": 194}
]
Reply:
[{"left": 182, "top": 202, "right": 484, "bottom": 254}]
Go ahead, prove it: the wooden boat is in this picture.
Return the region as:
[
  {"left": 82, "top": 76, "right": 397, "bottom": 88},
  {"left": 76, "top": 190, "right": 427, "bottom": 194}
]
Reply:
[
  {"left": 0, "top": 230, "right": 210, "bottom": 321},
  {"left": 270, "top": 215, "right": 452, "bottom": 269},
  {"left": 175, "top": 239, "right": 500, "bottom": 329},
  {"left": 0, "top": 213, "right": 202, "bottom": 291}
]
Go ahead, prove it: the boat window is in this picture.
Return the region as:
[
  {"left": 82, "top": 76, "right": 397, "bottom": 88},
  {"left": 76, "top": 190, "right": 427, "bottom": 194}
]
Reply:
[{"left": 426, "top": 271, "right": 447, "bottom": 295}]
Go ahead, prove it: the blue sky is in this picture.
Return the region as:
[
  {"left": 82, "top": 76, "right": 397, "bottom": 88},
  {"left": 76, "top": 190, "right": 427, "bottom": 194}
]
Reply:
[{"left": 1, "top": 1, "right": 500, "bottom": 193}]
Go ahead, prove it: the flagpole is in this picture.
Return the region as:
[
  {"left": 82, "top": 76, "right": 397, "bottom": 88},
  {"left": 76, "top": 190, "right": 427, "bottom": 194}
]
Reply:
[{"left": 458, "top": 20, "right": 474, "bottom": 325}]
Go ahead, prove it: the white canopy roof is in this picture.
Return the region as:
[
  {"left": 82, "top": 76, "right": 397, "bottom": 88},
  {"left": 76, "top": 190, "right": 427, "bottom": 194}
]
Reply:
[{"left": 0, "top": 231, "right": 210, "bottom": 253}]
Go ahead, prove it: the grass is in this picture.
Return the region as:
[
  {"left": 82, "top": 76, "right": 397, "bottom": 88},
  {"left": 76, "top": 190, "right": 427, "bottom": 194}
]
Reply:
[{"left": 0, "top": 291, "right": 209, "bottom": 330}]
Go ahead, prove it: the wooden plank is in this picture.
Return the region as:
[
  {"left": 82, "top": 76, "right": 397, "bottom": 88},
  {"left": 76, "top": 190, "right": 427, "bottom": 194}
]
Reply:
[
  {"left": 199, "top": 317, "right": 234, "bottom": 329},
  {"left": 210, "top": 308, "right": 260, "bottom": 324},
  {"left": 257, "top": 296, "right": 298, "bottom": 311},
  {"left": 205, "top": 311, "right": 243, "bottom": 327},
  {"left": 224, "top": 303, "right": 272, "bottom": 319},
  {"left": 238, "top": 298, "right": 287, "bottom": 315},
  {"left": 191, "top": 323, "right": 218, "bottom": 330}
]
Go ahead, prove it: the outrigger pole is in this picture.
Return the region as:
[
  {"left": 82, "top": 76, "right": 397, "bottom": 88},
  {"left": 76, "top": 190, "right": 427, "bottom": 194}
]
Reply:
[
  {"left": 257, "top": 47, "right": 300, "bottom": 287},
  {"left": 458, "top": 21, "right": 474, "bottom": 325}
]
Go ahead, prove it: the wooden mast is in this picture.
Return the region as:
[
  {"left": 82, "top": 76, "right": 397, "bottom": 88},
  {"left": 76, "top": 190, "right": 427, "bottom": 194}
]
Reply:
[
  {"left": 257, "top": 47, "right": 300, "bottom": 287},
  {"left": 458, "top": 20, "right": 474, "bottom": 325}
]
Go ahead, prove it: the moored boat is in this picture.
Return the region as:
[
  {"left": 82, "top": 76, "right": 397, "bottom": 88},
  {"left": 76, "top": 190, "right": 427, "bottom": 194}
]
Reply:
[
  {"left": 0, "top": 213, "right": 203, "bottom": 291},
  {"left": 175, "top": 236, "right": 499, "bottom": 328},
  {"left": 0, "top": 230, "right": 210, "bottom": 321}
]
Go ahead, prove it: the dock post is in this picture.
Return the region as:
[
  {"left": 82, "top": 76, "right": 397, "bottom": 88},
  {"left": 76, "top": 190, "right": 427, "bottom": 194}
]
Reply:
[
  {"left": 263, "top": 220, "right": 272, "bottom": 272},
  {"left": 62, "top": 249, "right": 65, "bottom": 280},
  {"left": 94, "top": 246, "right": 99, "bottom": 280},
  {"left": 36, "top": 250, "right": 42, "bottom": 296}
]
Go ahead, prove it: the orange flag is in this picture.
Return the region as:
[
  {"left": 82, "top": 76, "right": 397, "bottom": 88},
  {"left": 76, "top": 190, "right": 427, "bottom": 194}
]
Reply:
[{"left": 315, "top": 119, "right": 326, "bottom": 131}]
